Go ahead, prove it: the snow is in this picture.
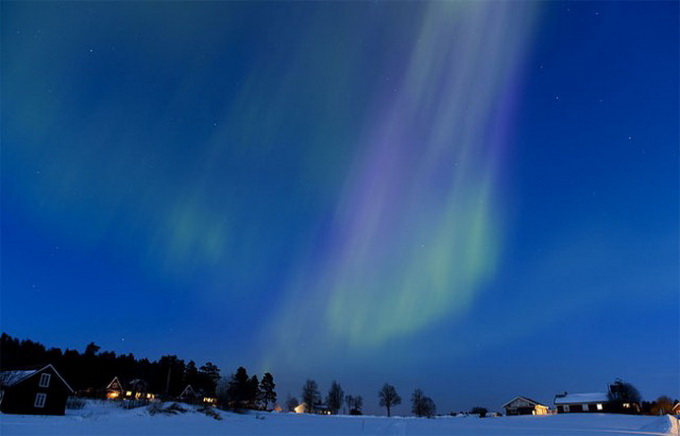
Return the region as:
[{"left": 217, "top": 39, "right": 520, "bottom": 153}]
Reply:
[
  {"left": 0, "top": 370, "right": 37, "bottom": 387},
  {"left": 1, "top": 401, "right": 678, "bottom": 435},
  {"left": 554, "top": 393, "right": 610, "bottom": 404}
]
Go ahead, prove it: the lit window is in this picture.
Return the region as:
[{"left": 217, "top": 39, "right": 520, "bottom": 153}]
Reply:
[
  {"left": 34, "top": 393, "right": 47, "bottom": 408},
  {"left": 39, "top": 373, "right": 51, "bottom": 388},
  {"left": 596, "top": 404, "right": 603, "bottom": 411},
  {"left": 582, "top": 404, "right": 588, "bottom": 412},
  {"left": 623, "top": 403, "right": 630, "bottom": 408}
]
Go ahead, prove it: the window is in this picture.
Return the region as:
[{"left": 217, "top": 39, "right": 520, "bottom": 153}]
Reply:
[
  {"left": 39, "top": 373, "right": 51, "bottom": 388},
  {"left": 582, "top": 404, "right": 589, "bottom": 412},
  {"left": 596, "top": 404, "right": 603, "bottom": 411},
  {"left": 34, "top": 393, "right": 47, "bottom": 408},
  {"left": 563, "top": 405, "right": 570, "bottom": 412},
  {"left": 0, "top": 389, "right": 4, "bottom": 405}
]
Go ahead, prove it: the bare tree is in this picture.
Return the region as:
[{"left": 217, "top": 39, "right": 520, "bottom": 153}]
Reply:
[
  {"left": 378, "top": 383, "right": 401, "bottom": 417},
  {"left": 412, "top": 389, "right": 436, "bottom": 418}
]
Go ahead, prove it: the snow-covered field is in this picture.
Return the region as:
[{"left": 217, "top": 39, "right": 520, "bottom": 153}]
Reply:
[{"left": 1, "top": 401, "right": 678, "bottom": 436}]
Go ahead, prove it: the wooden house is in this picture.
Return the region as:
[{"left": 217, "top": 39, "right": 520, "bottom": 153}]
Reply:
[
  {"left": 554, "top": 392, "right": 611, "bottom": 413},
  {"left": 177, "top": 384, "right": 215, "bottom": 405},
  {"left": 105, "top": 376, "right": 155, "bottom": 401},
  {"left": 502, "top": 396, "right": 549, "bottom": 415},
  {"left": 105, "top": 376, "right": 125, "bottom": 399},
  {"left": 179, "top": 384, "right": 198, "bottom": 402},
  {"left": 0, "top": 364, "right": 74, "bottom": 415},
  {"left": 554, "top": 381, "right": 640, "bottom": 414}
]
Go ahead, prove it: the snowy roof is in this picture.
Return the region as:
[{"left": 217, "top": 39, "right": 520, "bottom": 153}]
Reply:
[
  {"left": 0, "top": 369, "right": 37, "bottom": 387},
  {"left": 502, "top": 396, "right": 548, "bottom": 408},
  {"left": 554, "top": 393, "right": 609, "bottom": 405},
  {"left": 0, "top": 364, "right": 74, "bottom": 393}
]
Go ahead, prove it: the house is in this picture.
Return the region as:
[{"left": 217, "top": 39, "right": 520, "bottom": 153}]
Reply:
[
  {"left": 554, "top": 381, "right": 640, "bottom": 414},
  {"left": 672, "top": 402, "right": 680, "bottom": 415},
  {"left": 106, "top": 376, "right": 125, "bottom": 399},
  {"left": 105, "top": 377, "right": 155, "bottom": 401},
  {"left": 554, "top": 392, "right": 610, "bottom": 413},
  {"left": 178, "top": 384, "right": 198, "bottom": 402},
  {"left": 293, "top": 402, "right": 331, "bottom": 415},
  {"left": 0, "top": 364, "right": 74, "bottom": 415},
  {"left": 502, "top": 396, "right": 549, "bottom": 415},
  {"left": 178, "top": 384, "right": 215, "bottom": 405}
]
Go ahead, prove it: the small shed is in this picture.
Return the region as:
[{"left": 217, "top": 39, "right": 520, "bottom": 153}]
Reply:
[
  {"left": 502, "top": 396, "right": 549, "bottom": 415},
  {"left": 0, "top": 364, "right": 74, "bottom": 415}
]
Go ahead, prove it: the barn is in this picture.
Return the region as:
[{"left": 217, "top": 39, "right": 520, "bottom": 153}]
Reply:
[
  {"left": 0, "top": 364, "right": 74, "bottom": 415},
  {"left": 502, "top": 396, "right": 549, "bottom": 415}
]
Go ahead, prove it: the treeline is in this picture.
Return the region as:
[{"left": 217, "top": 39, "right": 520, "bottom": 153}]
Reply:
[{"left": 0, "top": 333, "right": 219, "bottom": 397}]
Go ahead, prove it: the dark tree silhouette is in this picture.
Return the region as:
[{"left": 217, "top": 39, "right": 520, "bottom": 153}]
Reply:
[
  {"left": 411, "top": 389, "right": 436, "bottom": 418},
  {"left": 378, "top": 383, "right": 401, "bottom": 417},
  {"left": 259, "top": 372, "right": 277, "bottom": 410},
  {"left": 653, "top": 396, "right": 674, "bottom": 415},
  {"left": 226, "top": 367, "right": 250, "bottom": 410},
  {"left": 248, "top": 375, "right": 261, "bottom": 409},
  {"left": 286, "top": 395, "right": 299, "bottom": 412},
  {"left": 346, "top": 394, "right": 363, "bottom": 415},
  {"left": 326, "top": 381, "right": 344, "bottom": 414},
  {"left": 301, "top": 379, "right": 321, "bottom": 413},
  {"left": 199, "top": 362, "right": 221, "bottom": 396},
  {"left": 608, "top": 380, "right": 642, "bottom": 404}
]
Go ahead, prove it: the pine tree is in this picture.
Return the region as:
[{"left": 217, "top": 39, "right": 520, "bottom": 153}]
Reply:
[
  {"left": 199, "top": 362, "right": 221, "bottom": 396},
  {"left": 260, "top": 372, "right": 277, "bottom": 410},
  {"left": 326, "top": 381, "right": 344, "bottom": 414},
  {"left": 227, "top": 367, "right": 250, "bottom": 410},
  {"left": 248, "top": 375, "right": 261, "bottom": 409}
]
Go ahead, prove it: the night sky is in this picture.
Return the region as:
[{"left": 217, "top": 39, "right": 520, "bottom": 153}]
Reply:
[{"left": 2, "top": 1, "right": 678, "bottom": 414}]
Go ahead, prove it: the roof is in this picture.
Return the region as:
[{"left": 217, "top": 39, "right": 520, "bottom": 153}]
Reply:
[
  {"left": 554, "top": 393, "right": 609, "bottom": 405},
  {"left": 179, "top": 385, "right": 196, "bottom": 397},
  {"left": 106, "top": 376, "right": 125, "bottom": 390},
  {"left": 0, "top": 364, "right": 74, "bottom": 393},
  {"left": 0, "top": 370, "right": 37, "bottom": 387},
  {"left": 502, "top": 396, "right": 548, "bottom": 408}
]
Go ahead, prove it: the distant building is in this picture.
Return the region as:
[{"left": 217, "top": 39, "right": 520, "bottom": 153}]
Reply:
[
  {"left": 554, "top": 392, "right": 611, "bottom": 413},
  {"left": 554, "top": 382, "right": 640, "bottom": 414},
  {"left": 502, "top": 396, "right": 549, "bottom": 416},
  {"left": 178, "top": 384, "right": 198, "bottom": 402},
  {"left": 0, "top": 364, "right": 74, "bottom": 415},
  {"left": 106, "top": 376, "right": 125, "bottom": 399},
  {"left": 177, "top": 384, "right": 216, "bottom": 405},
  {"left": 105, "top": 376, "right": 155, "bottom": 401},
  {"left": 293, "top": 402, "right": 331, "bottom": 415}
]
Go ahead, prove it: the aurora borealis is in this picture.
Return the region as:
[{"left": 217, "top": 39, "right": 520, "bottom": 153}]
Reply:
[{"left": 2, "top": 1, "right": 678, "bottom": 414}]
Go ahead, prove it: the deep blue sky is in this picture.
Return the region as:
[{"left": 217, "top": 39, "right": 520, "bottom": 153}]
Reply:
[{"left": 2, "top": 1, "right": 678, "bottom": 414}]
